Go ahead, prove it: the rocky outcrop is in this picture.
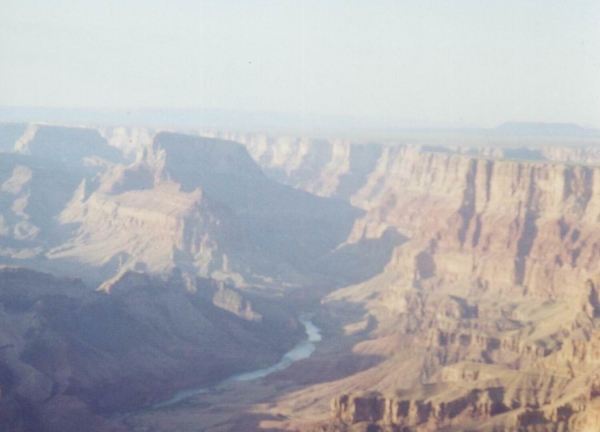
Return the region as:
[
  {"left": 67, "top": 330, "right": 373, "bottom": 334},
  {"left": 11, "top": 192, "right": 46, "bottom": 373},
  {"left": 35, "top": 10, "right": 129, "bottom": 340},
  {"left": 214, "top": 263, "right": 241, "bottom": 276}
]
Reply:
[
  {"left": 98, "top": 126, "right": 157, "bottom": 161},
  {"left": 0, "top": 126, "right": 378, "bottom": 289},
  {"left": 0, "top": 267, "right": 302, "bottom": 431},
  {"left": 6, "top": 123, "right": 600, "bottom": 431},
  {"left": 211, "top": 282, "right": 262, "bottom": 321},
  {"left": 19, "top": 125, "right": 123, "bottom": 164},
  {"left": 327, "top": 387, "right": 585, "bottom": 431},
  {"left": 202, "top": 131, "right": 386, "bottom": 200},
  {"left": 50, "top": 178, "right": 286, "bottom": 287},
  {"left": 219, "top": 132, "right": 600, "bottom": 301},
  {"left": 221, "top": 132, "right": 600, "bottom": 431},
  {"left": 348, "top": 147, "right": 600, "bottom": 301}
]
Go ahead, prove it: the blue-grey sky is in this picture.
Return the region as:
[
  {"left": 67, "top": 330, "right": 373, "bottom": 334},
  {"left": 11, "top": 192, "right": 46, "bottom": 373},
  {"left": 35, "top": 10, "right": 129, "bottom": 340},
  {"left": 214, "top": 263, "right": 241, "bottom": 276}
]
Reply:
[{"left": 1, "top": 0, "right": 599, "bottom": 128}]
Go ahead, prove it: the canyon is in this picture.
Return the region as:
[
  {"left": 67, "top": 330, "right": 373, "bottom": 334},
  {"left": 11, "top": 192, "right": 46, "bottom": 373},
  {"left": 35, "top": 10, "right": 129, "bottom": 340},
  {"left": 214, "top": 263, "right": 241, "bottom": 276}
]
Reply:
[{"left": 1, "top": 122, "right": 600, "bottom": 431}]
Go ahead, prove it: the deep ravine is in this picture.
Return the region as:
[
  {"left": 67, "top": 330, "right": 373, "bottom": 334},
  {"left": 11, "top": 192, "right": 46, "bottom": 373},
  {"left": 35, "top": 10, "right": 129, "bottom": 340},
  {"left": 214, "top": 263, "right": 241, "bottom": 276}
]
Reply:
[{"left": 114, "top": 314, "right": 322, "bottom": 418}]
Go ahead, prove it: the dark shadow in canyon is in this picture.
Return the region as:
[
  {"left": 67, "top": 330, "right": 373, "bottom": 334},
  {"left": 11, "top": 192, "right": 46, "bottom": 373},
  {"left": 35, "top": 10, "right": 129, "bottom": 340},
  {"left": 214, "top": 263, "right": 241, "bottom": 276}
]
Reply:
[
  {"left": 315, "top": 228, "right": 407, "bottom": 288},
  {"left": 264, "top": 352, "right": 387, "bottom": 388},
  {"left": 0, "top": 268, "right": 303, "bottom": 431},
  {"left": 156, "top": 132, "right": 367, "bottom": 279},
  {"left": 335, "top": 144, "right": 384, "bottom": 200}
]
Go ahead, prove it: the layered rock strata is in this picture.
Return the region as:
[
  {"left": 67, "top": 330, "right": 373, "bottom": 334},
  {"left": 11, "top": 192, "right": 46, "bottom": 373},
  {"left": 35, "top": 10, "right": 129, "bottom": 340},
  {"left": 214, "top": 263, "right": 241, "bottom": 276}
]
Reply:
[{"left": 220, "top": 132, "right": 600, "bottom": 431}]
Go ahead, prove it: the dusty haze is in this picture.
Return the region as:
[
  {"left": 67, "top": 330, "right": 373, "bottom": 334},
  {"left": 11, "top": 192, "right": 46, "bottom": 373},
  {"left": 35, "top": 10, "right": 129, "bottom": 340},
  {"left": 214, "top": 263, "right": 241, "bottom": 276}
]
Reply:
[{"left": 1, "top": 1, "right": 600, "bottom": 432}]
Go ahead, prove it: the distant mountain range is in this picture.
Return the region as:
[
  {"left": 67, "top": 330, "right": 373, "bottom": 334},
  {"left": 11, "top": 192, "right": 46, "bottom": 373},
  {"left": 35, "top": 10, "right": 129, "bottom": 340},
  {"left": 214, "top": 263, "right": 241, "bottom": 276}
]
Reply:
[
  {"left": 2, "top": 107, "right": 599, "bottom": 138},
  {"left": 0, "top": 106, "right": 452, "bottom": 132},
  {"left": 495, "top": 121, "right": 600, "bottom": 137}
]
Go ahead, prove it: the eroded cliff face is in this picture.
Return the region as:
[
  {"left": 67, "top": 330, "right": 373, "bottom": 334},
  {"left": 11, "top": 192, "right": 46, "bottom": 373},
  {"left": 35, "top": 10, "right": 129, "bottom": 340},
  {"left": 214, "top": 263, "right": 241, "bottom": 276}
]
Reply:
[
  {"left": 203, "top": 132, "right": 600, "bottom": 431},
  {"left": 206, "top": 130, "right": 600, "bottom": 203},
  {"left": 5, "top": 123, "right": 600, "bottom": 431},
  {"left": 0, "top": 125, "right": 376, "bottom": 289},
  {"left": 0, "top": 267, "right": 301, "bottom": 432},
  {"left": 207, "top": 132, "right": 600, "bottom": 300},
  {"left": 50, "top": 177, "right": 291, "bottom": 288},
  {"left": 350, "top": 147, "right": 600, "bottom": 300},
  {"left": 216, "top": 132, "right": 600, "bottom": 300},
  {"left": 326, "top": 385, "right": 589, "bottom": 432},
  {"left": 203, "top": 131, "right": 386, "bottom": 201}
]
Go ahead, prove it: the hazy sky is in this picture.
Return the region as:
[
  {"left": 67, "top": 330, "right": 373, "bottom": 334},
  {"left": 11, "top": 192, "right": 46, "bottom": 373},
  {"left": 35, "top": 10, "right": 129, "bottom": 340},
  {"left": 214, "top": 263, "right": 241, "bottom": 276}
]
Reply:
[{"left": 1, "top": 0, "right": 599, "bottom": 128}]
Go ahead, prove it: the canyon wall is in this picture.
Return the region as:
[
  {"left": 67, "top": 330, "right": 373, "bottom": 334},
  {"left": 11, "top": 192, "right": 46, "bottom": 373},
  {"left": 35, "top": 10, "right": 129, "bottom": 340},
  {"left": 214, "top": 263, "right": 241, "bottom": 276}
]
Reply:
[
  {"left": 4, "top": 123, "right": 600, "bottom": 430},
  {"left": 0, "top": 125, "right": 379, "bottom": 289},
  {"left": 207, "top": 132, "right": 600, "bottom": 301},
  {"left": 0, "top": 267, "right": 302, "bottom": 432},
  {"left": 351, "top": 147, "right": 600, "bottom": 300},
  {"left": 200, "top": 131, "right": 600, "bottom": 431}
]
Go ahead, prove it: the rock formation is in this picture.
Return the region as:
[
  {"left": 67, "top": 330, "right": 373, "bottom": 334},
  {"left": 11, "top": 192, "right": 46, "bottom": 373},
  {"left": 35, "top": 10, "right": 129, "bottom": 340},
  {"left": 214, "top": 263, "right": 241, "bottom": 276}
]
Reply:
[
  {"left": 0, "top": 126, "right": 382, "bottom": 289},
  {"left": 0, "top": 266, "right": 301, "bottom": 432},
  {"left": 232, "top": 133, "right": 600, "bottom": 431},
  {"left": 4, "top": 123, "right": 600, "bottom": 431}
]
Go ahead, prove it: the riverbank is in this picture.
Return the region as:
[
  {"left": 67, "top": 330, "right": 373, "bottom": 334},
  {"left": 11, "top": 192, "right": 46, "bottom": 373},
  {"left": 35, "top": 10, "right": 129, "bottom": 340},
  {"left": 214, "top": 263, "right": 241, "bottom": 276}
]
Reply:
[{"left": 115, "top": 314, "right": 322, "bottom": 419}]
